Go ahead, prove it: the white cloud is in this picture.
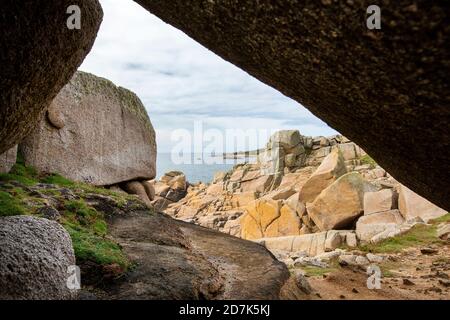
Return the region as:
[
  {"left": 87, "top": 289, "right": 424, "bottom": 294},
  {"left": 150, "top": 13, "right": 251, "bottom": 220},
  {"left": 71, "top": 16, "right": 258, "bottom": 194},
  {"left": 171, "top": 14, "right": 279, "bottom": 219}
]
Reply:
[{"left": 80, "top": 0, "right": 337, "bottom": 153}]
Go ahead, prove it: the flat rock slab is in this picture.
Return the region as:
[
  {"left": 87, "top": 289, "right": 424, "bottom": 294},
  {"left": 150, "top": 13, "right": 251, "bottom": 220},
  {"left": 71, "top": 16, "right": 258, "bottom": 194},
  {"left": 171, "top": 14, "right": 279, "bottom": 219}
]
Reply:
[{"left": 102, "top": 212, "right": 293, "bottom": 300}]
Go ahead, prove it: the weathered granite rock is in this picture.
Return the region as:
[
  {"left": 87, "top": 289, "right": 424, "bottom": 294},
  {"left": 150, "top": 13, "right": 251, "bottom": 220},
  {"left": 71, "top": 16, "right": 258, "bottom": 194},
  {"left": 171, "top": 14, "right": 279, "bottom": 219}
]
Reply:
[
  {"left": 123, "top": 181, "right": 153, "bottom": 208},
  {"left": 307, "top": 172, "right": 378, "bottom": 230},
  {"left": 154, "top": 171, "right": 188, "bottom": 203},
  {"left": 300, "top": 148, "right": 347, "bottom": 203},
  {"left": 256, "top": 230, "right": 347, "bottom": 256},
  {"left": 364, "top": 189, "right": 397, "bottom": 215},
  {"left": 0, "top": 216, "right": 76, "bottom": 300},
  {"left": 241, "top": 199, "right": 303, "bottom": 240},
  {"left": 437, "top": 224, "right": 450, "bottom": 240},
  {"left": 356, "top": 209, "right": 405, "bottom": 242},
  {"left": 0, "top": 145, "right": 17, "bottom": 173},
  {"left": 135, "top": 0, "right": 450, "bottom": 211},
  {"left": 398, "top": 184, "right": 447, "bottom": 223},
  {"left": 0, "top": 1, "right": 103, "bottom": 153},
  {"left": 19, "top": 71, "right": 156, "bottom": 186}
]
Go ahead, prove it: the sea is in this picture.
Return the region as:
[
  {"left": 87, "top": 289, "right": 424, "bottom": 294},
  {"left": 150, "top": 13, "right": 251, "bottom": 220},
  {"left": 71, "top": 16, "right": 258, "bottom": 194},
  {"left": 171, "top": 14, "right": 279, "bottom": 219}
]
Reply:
[{"left": 156, "top": 153, "right": 255, "bottom": 184}]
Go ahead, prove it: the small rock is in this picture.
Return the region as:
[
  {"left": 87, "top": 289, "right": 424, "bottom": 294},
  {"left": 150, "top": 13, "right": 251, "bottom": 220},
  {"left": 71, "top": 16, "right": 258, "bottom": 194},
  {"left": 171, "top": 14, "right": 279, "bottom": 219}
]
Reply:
[
  {"left": 294, "top": 257, "right": 328, "bottom": 269},
  {"left": 355, "top": 256, "right": 370, "bottom": 265},
  {"left": 346, "top": 232, "right": 358, "bottom": 247},
  {"left": 437, "top": 224, "right": 450, "bottom": 240},
  {"left": 352, "top": 288, "right": 359, "bottom": 293},
  {"left": 438, "top": 279, "right": 450, "bottom": 288},
  {"left": 427, "top": 287, "right": 442, "bottom": 293},
  {"left": 403, "top": 278, "right": 415, "bottom": 286},
  {"left": 366, "top": 253, "right": 384, "bottom": 263},
  {"left": 420, "top": 248, "right": 438, "bottom": 255},
  {"left": 339, "top": 295, "right": 346, "bottom": 299},
  {"left": 293, "top": 270, "right": 313, "bottom": 294},
  {"left": 36, "top": 206, "right": 61, "bottom": 220},
  {"left": 436, "top": 271, "right": 449, "bottom": 279}
]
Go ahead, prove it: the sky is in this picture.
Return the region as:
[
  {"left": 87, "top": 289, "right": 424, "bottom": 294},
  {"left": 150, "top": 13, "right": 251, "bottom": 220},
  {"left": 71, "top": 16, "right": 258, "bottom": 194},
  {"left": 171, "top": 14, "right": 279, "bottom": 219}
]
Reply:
[{"left": 80, "top": 0, "right": 337, "bottom": 153}]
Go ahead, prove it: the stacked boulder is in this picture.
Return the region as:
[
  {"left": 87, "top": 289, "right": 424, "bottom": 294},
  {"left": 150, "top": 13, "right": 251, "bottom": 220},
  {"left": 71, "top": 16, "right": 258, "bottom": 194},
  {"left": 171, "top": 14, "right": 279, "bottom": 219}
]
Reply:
[
  {"left": 356, "top": 184, "right": 448, "bottom": 243},
  {"left": 151, "top": 171, "right": 188, "bottom": 211}
]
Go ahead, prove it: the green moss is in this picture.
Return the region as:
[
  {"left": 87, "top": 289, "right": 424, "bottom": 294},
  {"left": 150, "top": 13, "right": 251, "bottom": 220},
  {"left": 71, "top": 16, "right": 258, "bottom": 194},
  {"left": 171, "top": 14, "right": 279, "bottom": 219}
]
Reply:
[
  {"left": 0, "top": 191, "right": 26, "bottom": 216},
  {"left": 0, "top": 161, "right": 39, "bottom": 186},
  {"left": 360, "top": 154, "right": 377, "bottom": 169},
  {"left": 64, "top": 224, "right": 129, "bottom": 269},
  {"left": 61, "top": 198, "right": 130, "bottom": 269},
  {"left": 40, "top": 173, "right": 74, "bottom": 187}
]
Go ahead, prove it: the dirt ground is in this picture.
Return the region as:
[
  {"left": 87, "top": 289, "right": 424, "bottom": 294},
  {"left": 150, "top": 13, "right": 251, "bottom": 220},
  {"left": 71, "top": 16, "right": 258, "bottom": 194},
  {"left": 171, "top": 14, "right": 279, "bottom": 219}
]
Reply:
[{"left": 304, "top": 243, "right": 450, "bottom": 300}]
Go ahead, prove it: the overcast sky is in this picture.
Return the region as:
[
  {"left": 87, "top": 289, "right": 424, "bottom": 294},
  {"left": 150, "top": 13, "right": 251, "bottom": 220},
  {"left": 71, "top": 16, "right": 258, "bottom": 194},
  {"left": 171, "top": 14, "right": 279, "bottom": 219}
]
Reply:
[{"left": 80, "top": 0, "right": 337, "bottom": 153}]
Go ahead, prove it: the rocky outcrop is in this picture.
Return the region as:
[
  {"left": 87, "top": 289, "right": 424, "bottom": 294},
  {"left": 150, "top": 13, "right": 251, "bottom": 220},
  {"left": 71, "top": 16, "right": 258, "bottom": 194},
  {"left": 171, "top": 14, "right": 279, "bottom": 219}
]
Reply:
[
  {"left": 152, "top": 171, "right": 188, "bottom": 211},
  {"left": 254, "top": 230, "right": 354, "bottom": 257},
  {"left": 0, "top": 145, "right": 17, "bottom": 174},
  {"left": 299, "top": 148, "right": 347, "bottom": 203},
  {"left": 398, "top": 185, "right": 447, "bottom": 223},
  {"left": 0, "top": 216, "right": 76, "bottom": 300},
  {"left": 135, "top": 0, "right": 450, "bottom": 211},
  {"left": 356, "top": 210, "right": 405, "bottom": 242},
  {"left": 100, "top": 202, "right": 308, "bottom": 299},
  {"left": 19, "top": 71, "right": 156, "bottom": 186},
  {"left": 363, "top": 189, "right": 397, "bottom": 215},
  {"left": 307, "top": 172, "right": 378, "bottom": 231},
  {"left": 0, "top": 1, "right": 103, "bottom": 153},
  {"left": 240, "top": 199, "right": 303, "bottom": 240}
]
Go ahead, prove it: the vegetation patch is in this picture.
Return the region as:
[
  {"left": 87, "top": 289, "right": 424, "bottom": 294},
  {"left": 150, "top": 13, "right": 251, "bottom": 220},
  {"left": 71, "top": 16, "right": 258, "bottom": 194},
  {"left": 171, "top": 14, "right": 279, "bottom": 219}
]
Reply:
[
  {"left": 0, "top": 191, "right": 26, "bottom": 216},
  {"left": 359, "top": 223, "right": 444, "bottom": 254},
  {"left": 300, "top": 265, "right": 339, "bottom": 277},
  {"left": 60, "top": 199, "right": 129, "bottom": 269},
  {"left": 41, "top": 173, "right": 74, "bottom": 187},
  {"left": 360, "top": 154, "right": 377, "bottom": 169},
  {"left": 0, "top": 159, "right": 132, "bottom": 275},
  {"left": 0, "top": 162, "right": 39, "bottom": 186}
]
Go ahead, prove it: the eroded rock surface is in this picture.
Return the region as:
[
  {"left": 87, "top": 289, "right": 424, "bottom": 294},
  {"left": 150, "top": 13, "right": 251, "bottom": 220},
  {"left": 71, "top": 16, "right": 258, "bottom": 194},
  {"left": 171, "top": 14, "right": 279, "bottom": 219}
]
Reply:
[
  {"left": 0, "top": 1, "right": 103, "bottom": 153},
  {"left": 101, "top": 211, "right": 302, "bottom": 299},
  {"left": 135, "top": 0, "right": 450, "bottom": 211},
  {"left": 0, "top": 145, "right": 17, "bottom": 174},
  {"left": 0, "top": 216, "right": 76, "bottom": 300},
  {"left": 20, "top": 71, "right": 156, "bottom": 186}
]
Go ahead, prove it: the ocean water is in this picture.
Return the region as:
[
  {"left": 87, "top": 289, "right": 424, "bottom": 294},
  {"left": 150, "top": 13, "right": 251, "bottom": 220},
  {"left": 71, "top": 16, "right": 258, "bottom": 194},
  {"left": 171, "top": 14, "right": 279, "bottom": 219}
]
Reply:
[{"left": 156, "top": 153, "right": 253, "bottom": 184}]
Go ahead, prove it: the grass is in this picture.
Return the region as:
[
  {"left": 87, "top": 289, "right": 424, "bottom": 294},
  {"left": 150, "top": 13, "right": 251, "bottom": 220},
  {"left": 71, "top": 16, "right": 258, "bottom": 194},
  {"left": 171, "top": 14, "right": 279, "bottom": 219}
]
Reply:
[
  {"left": 65, "top": 224, "right": 129, "bottom": 269},
  {"left": 40, "top": 173, "right": 75, "bottom": 187},
  {"left": 430, "top": 213, "right": 450, "bottom": 224},
  {"left": 360, "top": 154, "right": 377, "bottom": 169},
  {"left": 300, "top": 265, "right": 339, "bottom": 277},
  {"left": 378, "top": 261, "right": 400, "bottom": 278},
  {"left": 359, "top": 217, "right": 448, "bottom": 253},
  {"left": 0, "top": 191, "right": 27, "bottom": 216},
  {"left": 0, "top": 159, "right": 132, "bottom": 272},
  {"left": 0, "top": 162, "right": 39, "bottom": 186},
  {"left": 61, "top": 199, "right": 130, "bottom": 269}
]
